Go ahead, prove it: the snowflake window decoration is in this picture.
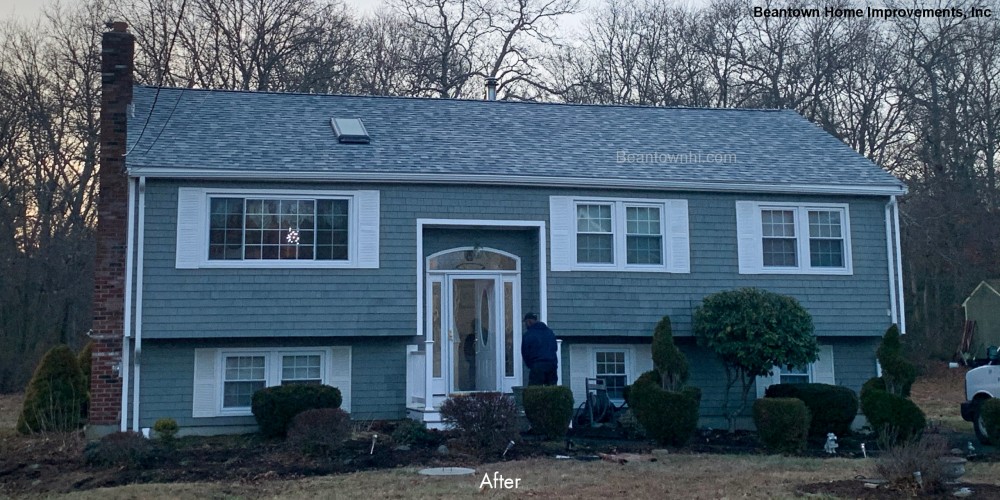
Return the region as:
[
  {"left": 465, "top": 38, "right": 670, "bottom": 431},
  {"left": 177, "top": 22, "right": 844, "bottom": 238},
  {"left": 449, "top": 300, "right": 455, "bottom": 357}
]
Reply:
[{"left": 286, "top": 228, "right": 300, "bottom": 245}]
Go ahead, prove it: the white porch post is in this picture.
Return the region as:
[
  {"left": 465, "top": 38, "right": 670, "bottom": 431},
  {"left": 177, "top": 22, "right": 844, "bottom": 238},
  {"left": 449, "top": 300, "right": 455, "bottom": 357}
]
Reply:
[
  {"left": 424, "top": 337, "right": 434, "bottom": 411},
  {"left": 556, "top": 339, "right": 563, "bottom": 385}
]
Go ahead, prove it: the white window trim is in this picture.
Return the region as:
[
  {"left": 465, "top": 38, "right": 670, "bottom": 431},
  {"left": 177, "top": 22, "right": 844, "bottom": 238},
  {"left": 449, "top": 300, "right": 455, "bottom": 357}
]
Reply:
[
  {"left": 178, "top": 188, "right": 379, "bottom": 269},
  {"left": 217, "top": 347, "right": 334, "bottom": 417},
  {"left": 592, "top": 348, "right": 631, "bottom": 404},
  {"left": 776, "top": 363, "right": 814, "bottom": 385},
  {"left": 550, "top": 196, "right": 690, "bottom": 273},
  {"left": 738, "top": 201, "right": 853, "bottom": 275},
  {"left": 755, "top": 344, "right": 835, "bottom": 398}
]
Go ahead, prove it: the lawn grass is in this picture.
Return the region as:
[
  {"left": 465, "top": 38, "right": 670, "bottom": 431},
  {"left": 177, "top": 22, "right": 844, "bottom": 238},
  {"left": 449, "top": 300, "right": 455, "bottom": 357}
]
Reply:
[
  {"left": 910, "top": 362, "right": 970, "bottom": 433},
  {"left": 46, "top": 454, "right": 864, "bottom": 499}
]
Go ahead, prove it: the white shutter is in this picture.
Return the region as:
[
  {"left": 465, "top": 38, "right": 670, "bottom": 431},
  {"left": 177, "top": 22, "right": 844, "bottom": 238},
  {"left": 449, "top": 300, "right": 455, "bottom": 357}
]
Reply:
[
  {"left": 666, "top": 200, "right": 690, "bottom": 273},
  {"left": 355, "top": 191, "right": 380, "bottom": 269},
  {"left": 549, "top": 196, "right": 575, "bottom": 271},
  {"left": 736, "top": 201, "right": 762, "bottom": 274},
  {"left": 568, "top": 345, "right": 589, "bottom": 408},
  {"left": 176, "top": 188, "right": 206, "bottom": 269},
  {"left": 633, "top": 344, "right": 653, "bottom": 381},
  {"left": 329, "top": 347, "right": 352, "bottom": 412},
  {"left": 192, "top": 349, "right": 218, "bottom": 418},
  {"left": 813, "top": 344, "right": 836, "bottom": 384}
]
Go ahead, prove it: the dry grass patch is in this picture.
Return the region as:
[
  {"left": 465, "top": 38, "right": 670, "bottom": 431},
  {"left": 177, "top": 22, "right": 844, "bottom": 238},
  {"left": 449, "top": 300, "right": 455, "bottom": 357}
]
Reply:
[
  {"left": 39, "top": 454, "right": 866, "bottom": 500},
  {"left": 910, "top": 363, "right": 969, "bottom": 433},
  {"left": 0, "top": 392, "right": 24, "bottom": 437}
]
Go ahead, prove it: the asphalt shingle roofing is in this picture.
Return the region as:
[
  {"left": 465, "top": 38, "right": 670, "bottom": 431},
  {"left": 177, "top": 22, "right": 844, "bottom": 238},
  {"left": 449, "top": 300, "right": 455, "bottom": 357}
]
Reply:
[{"left": 125, "top": 86, "right": 906, "bottom": 195}]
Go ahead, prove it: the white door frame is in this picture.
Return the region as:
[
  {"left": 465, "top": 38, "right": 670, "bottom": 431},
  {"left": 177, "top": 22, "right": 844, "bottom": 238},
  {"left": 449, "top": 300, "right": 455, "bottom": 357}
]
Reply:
[{"left": 417, "top": 219, "right": 546, "bottom": 411}]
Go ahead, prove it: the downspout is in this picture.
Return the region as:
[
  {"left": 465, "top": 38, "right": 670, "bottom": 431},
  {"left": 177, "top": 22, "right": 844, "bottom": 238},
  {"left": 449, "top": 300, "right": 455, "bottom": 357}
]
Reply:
[
  {"left": 891, "top": 195, "right": 906, "bottom": 334},
  {"left": 884, "top": 199, "right": 898, "bottom": 326},
  {"left": 120, "top": 177, "right": 137, "bottom": 432},
  {"left": 132, "top": 177, "right": 146, "bottom": 431}
]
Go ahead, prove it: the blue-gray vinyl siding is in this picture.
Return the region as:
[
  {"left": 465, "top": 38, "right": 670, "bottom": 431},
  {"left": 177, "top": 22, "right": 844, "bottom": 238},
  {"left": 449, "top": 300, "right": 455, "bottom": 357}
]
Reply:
[
  {"left": 137, "top": 337, "right": 409, "bottom": 428},
  {"left": 140, "top": 180, "right": 893, "bottom": 341}
]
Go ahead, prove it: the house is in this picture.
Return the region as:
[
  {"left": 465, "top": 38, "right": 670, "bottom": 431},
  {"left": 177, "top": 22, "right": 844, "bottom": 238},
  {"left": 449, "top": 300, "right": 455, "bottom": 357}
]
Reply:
[
  {"left": 87, "top": 24, "right": 907, "bottom": 436},
  {"left": 962, "top": 280, "right": 1000, "bottom": 359}
]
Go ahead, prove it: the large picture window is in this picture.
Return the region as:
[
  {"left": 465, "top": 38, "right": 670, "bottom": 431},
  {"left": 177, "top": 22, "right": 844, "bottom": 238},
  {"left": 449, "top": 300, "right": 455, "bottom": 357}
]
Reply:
[{"left": 209, "top": 197, "right": 349, "bottom": 261}]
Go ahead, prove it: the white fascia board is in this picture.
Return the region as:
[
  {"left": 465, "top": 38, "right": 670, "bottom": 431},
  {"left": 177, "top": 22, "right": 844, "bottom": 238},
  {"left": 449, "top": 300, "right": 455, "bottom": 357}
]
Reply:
[{"left": 127, "top": 168, "right": 908, "bottom": 196}]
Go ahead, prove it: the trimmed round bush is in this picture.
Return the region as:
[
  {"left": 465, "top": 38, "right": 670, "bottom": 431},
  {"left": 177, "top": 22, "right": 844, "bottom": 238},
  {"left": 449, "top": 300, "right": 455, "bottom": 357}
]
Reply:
[
  {"left": 440, "top": 392, "right": 519, "bottom": 456},
  {"left": 251, "top": 384, "right": 343, "bottom": 438},
  {"left": 629, "top": 382, "right": 699, "bottom": 447},
  {"left": 623, "top": 370, "right": 661, "bottom": 407},
  {"left": 860, "top": 381, "right": 925, "bottom": 443},
  {"left": 765, "top": 383, "right": 858, "bottom": 436},
  {"left": 17, "top": 344, "right": 87, "bottom": 434},
  {"left": 523, "top": 385, "right": 574, "bottom": 440},
  {"left": 754, "top": 397, "right": 810, "bottom": 453},
  {"left": 287, "top": 408, "right": 352, "bottom": 456},
  {"left": 84, "top": 431, "right": 154, "bottom": 468},
  {"left": 977, "top": 398, "right": 1000, "bottom": 443},
  {"left": 78, "top": 342, "right": 93, "bottom": 388},
  {"left": 153, "top": 417, "right": 179, "bottom": 442}
]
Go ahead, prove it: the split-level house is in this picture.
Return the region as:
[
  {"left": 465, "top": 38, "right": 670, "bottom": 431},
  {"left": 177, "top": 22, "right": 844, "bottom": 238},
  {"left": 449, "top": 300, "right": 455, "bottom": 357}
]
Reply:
[{"left": 88, "top": 24, "right": 907, "bottom": 436}]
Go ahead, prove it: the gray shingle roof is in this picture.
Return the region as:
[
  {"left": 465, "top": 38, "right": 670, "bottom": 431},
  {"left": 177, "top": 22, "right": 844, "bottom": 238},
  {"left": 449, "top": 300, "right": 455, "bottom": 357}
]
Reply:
[{"left": 126, "top": 86, "right": 906, "bottom": 195}]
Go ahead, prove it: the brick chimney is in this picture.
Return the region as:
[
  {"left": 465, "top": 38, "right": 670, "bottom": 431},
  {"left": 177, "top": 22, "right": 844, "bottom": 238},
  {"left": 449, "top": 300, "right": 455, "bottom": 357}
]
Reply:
[{"left": 90, "top": 21, "right": 133, "bottom": 431}]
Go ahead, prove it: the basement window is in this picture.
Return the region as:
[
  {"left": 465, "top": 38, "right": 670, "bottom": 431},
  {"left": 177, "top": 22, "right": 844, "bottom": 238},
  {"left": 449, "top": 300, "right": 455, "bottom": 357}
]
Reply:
[{"left": 331, "top": 118, "right": 370, "bottom": 144}]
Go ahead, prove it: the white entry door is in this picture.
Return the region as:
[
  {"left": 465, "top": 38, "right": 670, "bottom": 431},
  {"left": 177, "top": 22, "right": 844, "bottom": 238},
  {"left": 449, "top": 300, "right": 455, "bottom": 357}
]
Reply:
[{"left": 446, "top": 275, "right": 501, "bottom": 393}]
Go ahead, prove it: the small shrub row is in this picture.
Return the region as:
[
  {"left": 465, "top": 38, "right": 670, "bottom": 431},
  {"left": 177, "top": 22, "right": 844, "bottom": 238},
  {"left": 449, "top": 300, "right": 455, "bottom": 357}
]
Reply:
[
  {"left": 523, "top": 385, "right": 574, "bottom": 440},
  {"left": 84, "top": 431, "right": 154, "bottom": 468},
  {"left": 391, "top": 418, "right": 438, "bottom": 446},
  {"left": 753, "top": 398, "right": 810, "bottom": 453},
  {"left": 440, "top": 392, "right": 519, "bottom": 457},
  {"left": 287, "top": 408, "right": 352, "bottom": 456},
  {"left": 251, "top": 384, "right": 343, "bottom": 437},
  {"left": 764, "top": 383, "right": 857, "bottom": 436}
]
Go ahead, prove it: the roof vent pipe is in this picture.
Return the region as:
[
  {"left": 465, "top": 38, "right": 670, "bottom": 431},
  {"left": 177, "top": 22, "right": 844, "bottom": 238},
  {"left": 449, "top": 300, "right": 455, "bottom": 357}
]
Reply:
[{"left": 485, "top": 77, "right": 497, "bottom": 101}]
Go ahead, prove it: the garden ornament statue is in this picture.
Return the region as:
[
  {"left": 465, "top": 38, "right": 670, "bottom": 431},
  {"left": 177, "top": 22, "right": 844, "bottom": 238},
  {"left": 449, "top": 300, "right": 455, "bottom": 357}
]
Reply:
[{"left": 824, "top": 433, "right": 838, "bottom": 454}]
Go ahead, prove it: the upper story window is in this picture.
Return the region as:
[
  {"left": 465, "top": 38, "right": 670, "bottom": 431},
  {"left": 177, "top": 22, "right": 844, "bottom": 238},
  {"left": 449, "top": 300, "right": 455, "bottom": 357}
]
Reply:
[
  {"left": 736, "top": 201, "right": 852, "bottom": 275},
  {"left": 550, "top": 196, "right": 689, "bottom": 273},
  {"left": 175, "top": 188, "right": 380, "bottom": 269},
  {"left": 209, "top": 197, "right": 349, "bottom": 261}
]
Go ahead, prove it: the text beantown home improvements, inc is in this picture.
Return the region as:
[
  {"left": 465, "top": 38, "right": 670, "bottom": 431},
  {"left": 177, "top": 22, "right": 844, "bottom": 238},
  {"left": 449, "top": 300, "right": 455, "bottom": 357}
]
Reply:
[{"left": 752, "top": 6, "right": 992, "bottom": 18}]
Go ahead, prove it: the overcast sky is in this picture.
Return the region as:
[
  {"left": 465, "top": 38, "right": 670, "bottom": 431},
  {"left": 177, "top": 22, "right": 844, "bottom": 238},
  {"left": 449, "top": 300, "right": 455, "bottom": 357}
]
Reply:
[{"left": 0, "top": 0, "right": 599, "bottom": 23}]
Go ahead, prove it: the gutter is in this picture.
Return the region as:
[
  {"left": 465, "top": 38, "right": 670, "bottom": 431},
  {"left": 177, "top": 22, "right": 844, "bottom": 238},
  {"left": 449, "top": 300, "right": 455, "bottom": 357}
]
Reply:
[
  {"left": 126, "top": 168, "right": 909, "bottom": 197},
  {"left": 120, "top": 178, "right": 137, "bottom": 432},
  {"left": 132, "top": 177, "right": 147, "bottom": 431},
  {"left": 884, "top": 199, "right": 898, "bottom": 327},
  {"left": 891, "top": 195, "right": 906, "bottom": 334}
]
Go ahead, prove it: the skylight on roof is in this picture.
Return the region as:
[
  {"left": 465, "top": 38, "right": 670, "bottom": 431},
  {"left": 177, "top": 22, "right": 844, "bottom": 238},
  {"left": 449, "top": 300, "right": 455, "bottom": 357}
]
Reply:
[{"left": 331, "top": 118, "right": 370, "bottom": 144}]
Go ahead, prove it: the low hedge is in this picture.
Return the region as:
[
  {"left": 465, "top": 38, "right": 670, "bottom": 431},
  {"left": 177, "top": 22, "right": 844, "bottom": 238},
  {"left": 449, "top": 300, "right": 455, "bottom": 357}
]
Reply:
[
  {"left": 754, "top": 397, "right": 810, "bottom": 453},
  {"left": 765, "top": 383, "right": 858, "bottom": 436},
  {"left": 629, "top": 382, "right": 699, "bottom": 447},
  {"left": 251, "top": 384, "right": 343, "bottom": 438},
  {"left": 440, "top": 392, "right": 520, "bottom": 456},
  {"left": 523, "top": 385, "right": 574, "bottom": 440}
]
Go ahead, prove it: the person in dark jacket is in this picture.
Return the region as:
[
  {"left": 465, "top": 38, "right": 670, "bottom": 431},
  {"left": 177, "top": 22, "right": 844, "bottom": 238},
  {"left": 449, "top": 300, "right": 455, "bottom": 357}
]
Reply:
[{"left": 521, "top": 312, "right": 558, "bottom": 385}]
